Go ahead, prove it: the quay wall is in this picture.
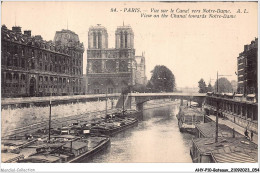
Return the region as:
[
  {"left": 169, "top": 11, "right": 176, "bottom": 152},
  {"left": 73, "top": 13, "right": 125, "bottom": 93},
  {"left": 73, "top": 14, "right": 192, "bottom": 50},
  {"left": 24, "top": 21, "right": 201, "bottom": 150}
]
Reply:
[
  {"left": 1, "top": 99, "right": 117, "bottom": 136},
  {"left": 223, "top": 112, "right": 258, "bottom": 134}
]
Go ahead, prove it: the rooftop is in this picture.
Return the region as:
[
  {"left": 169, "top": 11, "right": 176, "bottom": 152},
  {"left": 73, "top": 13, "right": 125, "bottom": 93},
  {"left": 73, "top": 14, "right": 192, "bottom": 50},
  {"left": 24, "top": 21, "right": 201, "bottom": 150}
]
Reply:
[
  {"left": 2, "top": 25, "right": 84, "bottom": 54},
  {"left": 195, "top": 121, "right": 243, "bottom": 138},
  {"left": 193, "top": 137, "right": 258, "bottom": 162},
  {"left": 64, "top": 141, "right": 87, "bottom": 150}
]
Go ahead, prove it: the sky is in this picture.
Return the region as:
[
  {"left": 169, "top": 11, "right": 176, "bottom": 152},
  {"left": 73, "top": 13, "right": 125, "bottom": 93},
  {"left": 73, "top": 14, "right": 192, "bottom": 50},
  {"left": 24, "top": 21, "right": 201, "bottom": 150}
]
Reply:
[{"left": 1, "top": 1, "right": 258, "bottom": 88}]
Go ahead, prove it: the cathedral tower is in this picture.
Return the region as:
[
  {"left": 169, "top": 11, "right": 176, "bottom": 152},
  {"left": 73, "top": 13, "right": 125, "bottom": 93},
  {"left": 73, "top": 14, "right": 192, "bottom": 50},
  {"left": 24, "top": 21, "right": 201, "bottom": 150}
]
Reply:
[
  {"left": 115, "top": 25, "right": 134, "bottom": 49},
  {"left": 88, "top": 24, "right": 108, "bottom": 49}
]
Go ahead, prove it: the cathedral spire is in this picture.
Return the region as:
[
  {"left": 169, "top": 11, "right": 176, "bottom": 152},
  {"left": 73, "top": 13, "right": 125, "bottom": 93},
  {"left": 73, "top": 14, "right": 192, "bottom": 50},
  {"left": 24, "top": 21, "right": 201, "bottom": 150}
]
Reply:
[{"left": 15, "top": 12, "right": 16, "bottom": 26}]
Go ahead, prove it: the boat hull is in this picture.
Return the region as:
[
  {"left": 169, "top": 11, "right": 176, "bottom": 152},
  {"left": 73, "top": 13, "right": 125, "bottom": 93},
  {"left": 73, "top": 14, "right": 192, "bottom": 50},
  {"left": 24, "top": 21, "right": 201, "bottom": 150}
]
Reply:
[{"left": 68, "top": 137, "right": 110, "bottom": 163}]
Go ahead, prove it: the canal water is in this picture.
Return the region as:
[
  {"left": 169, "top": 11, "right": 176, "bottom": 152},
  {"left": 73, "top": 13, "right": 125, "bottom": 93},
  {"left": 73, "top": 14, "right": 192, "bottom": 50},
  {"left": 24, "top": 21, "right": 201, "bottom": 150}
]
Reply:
[{"left": 87, "top": 102, "right": 193, "bottom": 163}]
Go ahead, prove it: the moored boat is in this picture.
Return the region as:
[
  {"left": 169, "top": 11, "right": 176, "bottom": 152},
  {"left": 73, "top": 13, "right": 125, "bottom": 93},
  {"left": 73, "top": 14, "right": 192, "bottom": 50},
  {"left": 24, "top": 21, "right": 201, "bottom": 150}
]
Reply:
[
  {"left": 177, "top": 106, "right": 204, "bottom": 135},
  {"left": 90, "top": 116, "right": 138, "bottom": 136},
  {"left": 15, "top": 135, "right": 110, "bottom": 163}
]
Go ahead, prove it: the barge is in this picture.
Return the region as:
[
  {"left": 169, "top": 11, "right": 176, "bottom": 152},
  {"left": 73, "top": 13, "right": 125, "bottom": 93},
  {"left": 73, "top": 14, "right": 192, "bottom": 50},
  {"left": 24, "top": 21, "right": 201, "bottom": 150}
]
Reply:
[
  {"left": 90, "top": 117, "right": 138, "bottom": 136},
  {"left": 14, "top": 136, "right": 110, "bottom": 163},
  {"left": 177, "top": 106, "right": 204, "bottom": 135}
]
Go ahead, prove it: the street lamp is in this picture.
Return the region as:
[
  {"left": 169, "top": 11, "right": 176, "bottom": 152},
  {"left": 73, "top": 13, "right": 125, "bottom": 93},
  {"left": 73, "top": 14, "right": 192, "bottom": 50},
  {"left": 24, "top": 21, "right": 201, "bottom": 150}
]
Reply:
[{"left": 101, "top": 83, "right": 108, "bottom": 116}]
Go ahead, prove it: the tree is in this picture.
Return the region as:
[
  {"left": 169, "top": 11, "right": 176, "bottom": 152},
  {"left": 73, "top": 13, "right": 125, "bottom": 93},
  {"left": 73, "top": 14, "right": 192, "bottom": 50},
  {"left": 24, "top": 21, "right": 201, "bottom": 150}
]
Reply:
[
  {"left": 198, "top": 79, "right": 207, "bottom": 93},
  {"left": 132, "top": 84, "right": 146, "bottom": 93},
  {"left": 230, "top": 80, "right": 237, "bottom": 93},
  {"left": 146, "top": 65, "right": 176, "bottom": 92},
  {"left": 207, "top": 83, "right": 213, "bottom": 92},
  {"left": 214, "top": 77, "right": 233, "bottom": 93}
]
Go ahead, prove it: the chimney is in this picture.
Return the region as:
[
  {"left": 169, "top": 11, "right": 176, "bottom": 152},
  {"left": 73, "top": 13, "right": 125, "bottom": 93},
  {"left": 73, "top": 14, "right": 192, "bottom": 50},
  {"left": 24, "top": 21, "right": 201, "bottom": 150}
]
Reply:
[
  {"left": 244, "top": 45, "right": 248, "bottom": 51},
  {"left": 12, "top": 26, "right": 22, "bottom": 33},
  {"left": 2, "top": 25, "right": 7, "bottom": 30},
  {"left": 24, "top": 30, "right": 31, "bottom": 37},
  {"left": 35, "top": 35, "right": 42, "bottom": 40}
]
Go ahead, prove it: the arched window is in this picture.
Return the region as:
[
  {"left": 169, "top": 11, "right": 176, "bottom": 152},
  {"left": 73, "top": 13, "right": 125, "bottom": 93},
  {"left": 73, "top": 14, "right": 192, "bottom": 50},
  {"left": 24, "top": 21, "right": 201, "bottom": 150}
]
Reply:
[
  {"left": 13, "top": 73, "right": 19, "bottom": 81},
  {"left": 21, "top": 58, "right": 25, "bottom": 68},
  {"left": 120, "top": 31, "right": 123, "bottom": 48},
  {"left": 125, "top": 31, "right": 128, "bottom": 48},
  {"left": 39, "top": 76, "right": 43, "bottom": 82},
  {"left": 6, "top": 73, "right": 12, "bottom": 82},
  {"left": 98, "top": 32, "right": 102, "bottom": 49},
  {"left": 92, "top": 61, "right": 102, "bottom": 73},
  {"left": 14, "top": 45, "right": 18, "bottom": 54},
  {"left": 21, "top": 74, "right": 26, "bottom": 81},
  {"left": 93, "top": 32, "right": 97, "bottom": 48},
  {"left": 21, "top": 48, "right": 24, "bottom": 56},
  {"left": 13, "top": 55, "right": 18, "bottom": 67},
  {"left": 7, "top": 55, "right": 12, "bottom": 66},
  {"left": 31, "top": 60, "right": 35, "bottom": 69},
  {"left": 119, "top": 60, "right": 128, "bottom": 72}
]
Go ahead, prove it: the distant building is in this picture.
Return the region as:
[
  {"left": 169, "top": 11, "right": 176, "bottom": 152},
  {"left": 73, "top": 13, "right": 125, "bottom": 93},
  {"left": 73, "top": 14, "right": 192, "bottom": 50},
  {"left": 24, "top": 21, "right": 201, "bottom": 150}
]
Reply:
[
  {"left": 1, "top": 25, "right": 84, "bottom": 97},
  {"left": 237, "top": 38, "right": 258, "bottom": 95},
  {"left": 135, "top": 54, "right": 147, "bottom": 85},
  {"left": 87, "top": 24, "right": 142, "bottom": 94}
]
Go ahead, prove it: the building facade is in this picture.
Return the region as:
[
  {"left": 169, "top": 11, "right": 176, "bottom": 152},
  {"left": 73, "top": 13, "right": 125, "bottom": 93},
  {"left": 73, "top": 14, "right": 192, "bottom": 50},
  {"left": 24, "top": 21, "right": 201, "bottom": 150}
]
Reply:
[
  {"left": 1, "top": 25, "right": 84, "bottom": 97},
  {"left": 135, "top": 54, "right": 147, "bottom": 85},
  {"left": 86, "top": 24, "right": 137, "bottom": 94},
  {"left": 237, "top": 38, "right": 258, "bottom": 95}
]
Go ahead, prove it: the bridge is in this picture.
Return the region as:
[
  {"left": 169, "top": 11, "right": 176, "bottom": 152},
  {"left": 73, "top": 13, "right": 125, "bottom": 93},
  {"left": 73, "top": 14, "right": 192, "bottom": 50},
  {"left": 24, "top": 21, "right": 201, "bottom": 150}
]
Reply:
[
  {"left": 1, "top": 92, "right": 206, "bottom": 110},
  {"left": 116, "top": 92, "right": 206, "bottom": 111}
]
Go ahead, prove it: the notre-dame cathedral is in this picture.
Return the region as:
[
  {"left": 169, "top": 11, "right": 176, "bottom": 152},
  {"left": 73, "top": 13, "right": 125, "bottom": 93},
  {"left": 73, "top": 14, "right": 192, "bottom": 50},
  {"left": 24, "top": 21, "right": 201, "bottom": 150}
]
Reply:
[{"left": 86, "top": 24, "right": 146, "bottom": 94}]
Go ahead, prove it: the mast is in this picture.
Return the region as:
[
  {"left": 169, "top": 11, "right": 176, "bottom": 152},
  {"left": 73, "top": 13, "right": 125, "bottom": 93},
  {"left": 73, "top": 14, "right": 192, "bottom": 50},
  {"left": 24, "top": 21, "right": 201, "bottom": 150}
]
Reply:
[
  {"left": 215, "top": 71, "right": 219, "bottom": 143},
  {"left": 122, "top": 93, "right": 125, "bottom": 116},
  {"left": 105, "top": 87, "right": 108, "bottom": 116},
  {"left": 48, "top": 96, "right": 52, "bottom": 142}
]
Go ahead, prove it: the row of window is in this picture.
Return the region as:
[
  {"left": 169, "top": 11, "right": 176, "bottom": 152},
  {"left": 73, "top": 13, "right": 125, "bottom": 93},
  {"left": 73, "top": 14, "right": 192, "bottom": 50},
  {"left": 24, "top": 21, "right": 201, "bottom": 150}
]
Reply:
[
  {"left": 3, "top": 54, "right": 82, "bottom": 76},
  {"left": 93, "top": 88, "right": 114, "bottom": 94},
  {"left": 4, "top": 83, "right": 26, "bottom": 88},
  {"left": 3, "top": 73, "right": 82, "bottom": 85},
  {"left": 87, "top": 50, "right": 133, "bottom": 59},
  {"left": 38, "top": 62, "right": 81, "bottom": 75},
  {"left": 2, "top": 42, "right": 82, "bottom": 60},
  {"left": 38, "top": 76, "right": 81, "bottom": 85},
  {"left": 4, "top": 73, "right": 26, "bottom": 81}
]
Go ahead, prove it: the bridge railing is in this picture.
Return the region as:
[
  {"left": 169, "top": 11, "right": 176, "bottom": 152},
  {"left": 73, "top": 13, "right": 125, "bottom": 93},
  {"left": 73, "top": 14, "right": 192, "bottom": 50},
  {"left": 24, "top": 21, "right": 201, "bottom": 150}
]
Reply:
[{"left": 1, "top": 93, "right": 121, "bottom": 105}]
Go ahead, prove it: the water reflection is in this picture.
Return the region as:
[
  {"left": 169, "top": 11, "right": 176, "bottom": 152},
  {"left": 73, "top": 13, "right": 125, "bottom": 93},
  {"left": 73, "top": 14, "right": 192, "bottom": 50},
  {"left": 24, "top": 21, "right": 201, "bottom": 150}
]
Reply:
[{"left": 88, "top": 103, "right": 193, "bottom": 163}]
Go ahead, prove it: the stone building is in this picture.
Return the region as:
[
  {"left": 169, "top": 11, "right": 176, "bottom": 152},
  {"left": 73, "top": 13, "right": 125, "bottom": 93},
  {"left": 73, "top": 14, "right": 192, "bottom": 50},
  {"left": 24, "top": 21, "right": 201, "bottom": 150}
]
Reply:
[
  {"left": 135, "top": 54, "right": 147, "bottom": 85},
  {"left": 1, "top": 25, "right": 84, "bottom": 97},
  {"left": 86, "top": 24, "right": 137, "bottom": 94},
  {"left": 237, "top": 38, "right": 258, "bottom": 95}
]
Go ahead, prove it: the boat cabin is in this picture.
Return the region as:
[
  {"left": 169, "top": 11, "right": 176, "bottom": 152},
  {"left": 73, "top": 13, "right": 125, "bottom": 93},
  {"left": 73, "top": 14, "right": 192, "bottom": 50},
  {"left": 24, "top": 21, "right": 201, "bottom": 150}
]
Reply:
[
  {"left": 63, "top": 141, "right": 88, "bottom": 157},
  {"left": 190, "top": 137, "right": 257, "bottom": 163}
]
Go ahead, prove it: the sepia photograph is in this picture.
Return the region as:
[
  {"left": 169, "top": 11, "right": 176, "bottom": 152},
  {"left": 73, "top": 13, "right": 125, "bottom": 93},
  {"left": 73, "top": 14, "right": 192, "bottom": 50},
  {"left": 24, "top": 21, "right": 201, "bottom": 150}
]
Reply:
[{"left": 0, "top": 1, "right": 258, "bottom": 172}]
